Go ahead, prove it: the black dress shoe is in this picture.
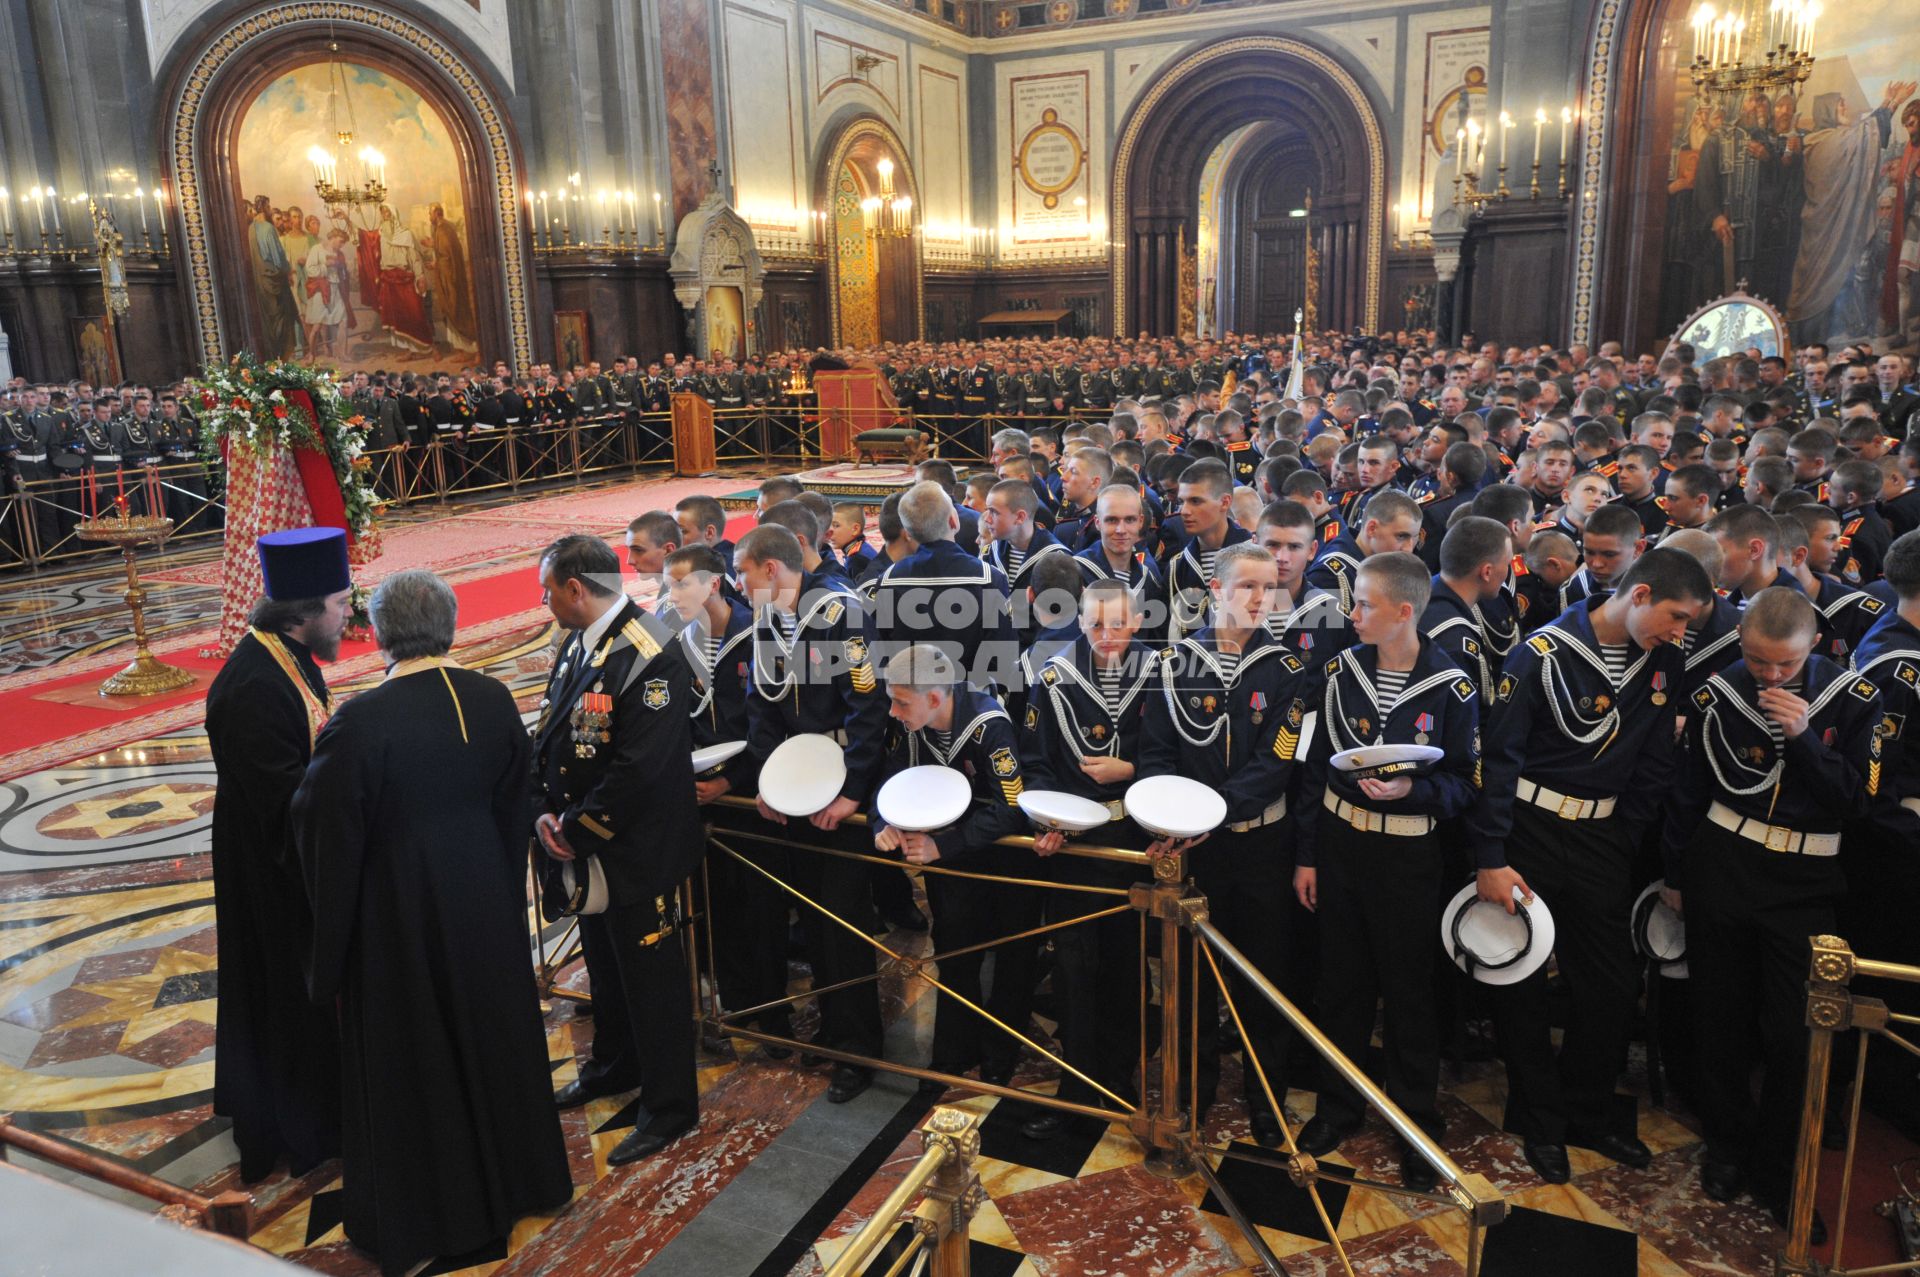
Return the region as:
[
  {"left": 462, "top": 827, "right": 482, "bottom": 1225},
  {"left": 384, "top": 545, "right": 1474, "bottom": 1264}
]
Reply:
[
  {"left": 1022, "top": 1111, "right": 1066, "bottom": 1142},
  {"left": 1700, "top": 1160, "right": 1742, "bottom": 1202},
  {"left": 554, "top": 1079, "right": 629, "bottom": 1109},
  {"left": 1570, "top": 1130, "right": 1653, "bottom": 1169},
  {"left": 829, "top": 1064, "right": 874, "bottom": 1103},
  {"left": 882, "top": 903, "right": 929, "bottom": 933},
  {"left": 980, "top": 1062, "right": 1016, "bottom": 1090},
  {"left": 761, "top": 1041, "right": 794, "bottom": 1061},
  {"left": 1249, "top": 1109, "right": 1287, "bottom": 1150},
  {"left": 606, "top": 1120, "right": 693, "bottom": 1166},
  {"left": 1402, "top": 1147, "right": 1439, "bottom": 1193},
  {"left": 917, "top": 1077, "right": 950, "bottom": 1099},
  {"left": 1296, "top": 1116, "right": 1356, "bottom": 1157},
  {"left": 1766, "top": 1200, "right": 1826, "bottom": 1245},
  {"left": 1524, "top": 1140, "right": 1571, "bottom": 1183}
]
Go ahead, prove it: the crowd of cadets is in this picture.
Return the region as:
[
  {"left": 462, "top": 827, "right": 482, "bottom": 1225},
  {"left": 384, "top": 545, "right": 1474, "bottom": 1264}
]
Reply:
[{"left": 579, "top": 328, "right": 1920, "bottom": 1239}]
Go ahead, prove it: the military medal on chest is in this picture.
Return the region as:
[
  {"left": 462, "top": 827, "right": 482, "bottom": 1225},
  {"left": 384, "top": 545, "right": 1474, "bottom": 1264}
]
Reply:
[{"left": 573, "top": 686, "right": 613, "bottom": 758}]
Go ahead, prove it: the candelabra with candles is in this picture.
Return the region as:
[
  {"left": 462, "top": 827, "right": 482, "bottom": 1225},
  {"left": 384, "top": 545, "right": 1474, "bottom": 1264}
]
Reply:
[
  {"left": 861, "top": 158, "right": 914, "bottom": 240},
  {"left": 75, "top": 497, "right": 196, "bottom": 697},
  {"left": 1687, "top": 0, "right": 1817, "bottom": 98},
  {"left": 1449, "top": 102, "right": 1579, "bottom": 219},
  {"left": 525, "top": 179, "right": 670, "bottom": 256},
  {"left": 0, "top": 184, "right": 172, "bottom": 262}
]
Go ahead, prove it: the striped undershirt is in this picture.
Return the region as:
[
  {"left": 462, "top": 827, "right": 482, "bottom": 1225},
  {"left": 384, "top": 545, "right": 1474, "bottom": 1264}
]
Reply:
[
  {"left": 1598, "top": 642, "right": 1630, "bottom": 687},
  {"left": 1374, "top": 667, "right": 1411, "bottom": 716},
  {"left": 1097, "top": 661, "right": 1127, "bottom": 716}
]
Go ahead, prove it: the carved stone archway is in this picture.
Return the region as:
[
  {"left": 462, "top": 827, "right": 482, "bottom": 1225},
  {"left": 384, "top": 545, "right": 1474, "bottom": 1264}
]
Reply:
[
  {"left": 668, "top": 193, "right": 767, "bottom": 360},
  {"left": 816, "top": 115, "right": 924, "bottom": 347},
  {"left": 1111, "top": 36, "right": 1387, "bottom": 337},
  {"left": 162, "top": 3, "right": 530, "bottom": 370}
]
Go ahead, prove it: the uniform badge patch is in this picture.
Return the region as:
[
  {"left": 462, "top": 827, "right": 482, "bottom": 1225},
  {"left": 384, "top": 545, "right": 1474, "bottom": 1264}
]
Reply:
[
  {"left": 991, "top": 746, "right": 1018, "bottom": 777},
  {"left": 1876, "top": 713, "right": 1904, "bottom": 741},
  {"left": 1497, "top": 673, "right": 1516, "bottom": 701},
  {"left": 1900, "top": 662, "right": 1920, "bottom": 688},
  {"left": 1862, "top": 596, "right": 1885, "bottom": 613},
  {"left": 1694, "top": 685, "right": 1717, "bottom": 710},
  {"left": 1528, "top": 634, "right": 1555, "bottom": 656},
  {"left": 1025, "top": 704, "right": 1039, "bottom": 730},
  {"left": 823, "top": 600, "right": 845, "bottom": 625},
  {"left": 1851, "top": 678, "right": 1879, "bottom": 703},
  {"left": 1462, "top": 637, "right": 1481, "bottom": 658},
  {"left": 643, "top": 679, "right": 669, "bottom": 710},
  {"left": 844, "top": 635, "right": 868, "bottom": 664},
  {"left": 1452, "top": 678, "right": 1475, "bottom": 702}
]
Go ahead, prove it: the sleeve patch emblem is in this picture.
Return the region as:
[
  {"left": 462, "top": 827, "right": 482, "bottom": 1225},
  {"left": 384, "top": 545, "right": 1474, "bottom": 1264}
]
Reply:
[
  {"left": 844, "top": 636, "right": 868, "bottom": 664},
  {"left": 1694, "top": 686, "right": 1717, "bottom": 710},
  {"left": 1497, "top": 673, "right": 1516, "bottom": 701},
  {"left": 1852, "top": 678, "right": 1879, "bottom": 703},
  {"left": 1452, "top": 678, "right": 1475, "bottom": 702},
  {"left": 642, "top": 679, "right": 669, "bottom": 710},
  {"left": 823, "top": 599, "right": 845, "bottom": 626},
  {"left": 1528, "top": 634, "right": 1555, "bottom": 656},
  {"left": 1025, "top": 704, "right": 1039, "bottom": 730},
  {"left": 991, "top": 746, "right": 1018, "bottom": 777}
]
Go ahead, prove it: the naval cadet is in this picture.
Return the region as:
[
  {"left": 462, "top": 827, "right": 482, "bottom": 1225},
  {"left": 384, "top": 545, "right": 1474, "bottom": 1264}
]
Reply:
[
  {"left": 1664, "top": 587, "right": 1884, "bottom": 1235},
  {"left": 1423, "top": 518, "right": 1514, "bottom": 701},
  {"left": 874, "top": 645, "right": 1037, "bottom": 1093},
  {"left": 1140, "top": 542, "right": 1313, "bottom": 1147},
  {"left": 737, "top": 523, "right": 890, "bottom": 1102},
  {"left": 1469, "top": 548, "right": 1716, "bottom": 1183},
  {"left": 1163, "top": 460, "right": 1253, "bottom": 642},
  {"left": 1017, "top": 579, "right": 1156, "bottom": 1138},
  {"left": 1254, "top": 499, "right": 1355, "bottom": 664},
  {"left": 1305, "top": 490, "right": 1423, "bottom": 614},
  {"left": 533, "top": 535, "right": 702, "bottom": 1164},
  {"left": 870, "top": 480, "right": 1017, "bottom": 690},
  {"left": 1293, "top": 553, "right": 1482, "bottom": 1192},
  {"left": 982, "top": 479, "right": 1069, "bottom": 645}
]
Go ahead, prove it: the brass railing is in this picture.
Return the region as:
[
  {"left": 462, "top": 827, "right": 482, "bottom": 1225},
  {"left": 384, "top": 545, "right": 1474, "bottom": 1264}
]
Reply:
[
  {"left": 1781, "top": 935, "right": 1920, "bottom": 1276},
  {"left": 0, "top": 1114, "right": 254, "bottom": 1237},
  {"left": 824, "top": 1108, "right": 983, "bottom": 1277},
  {"left": 654, "top": 794, "right": 1512, "bottom": 1276}
]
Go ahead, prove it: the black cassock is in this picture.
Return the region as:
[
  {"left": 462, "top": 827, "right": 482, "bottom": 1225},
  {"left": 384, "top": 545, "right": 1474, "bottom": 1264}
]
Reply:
[
  {"left": 292, "top": 665, "right": 571, "bottom": 1275},
  {"left": 204, "top": 629, "right": 341, "bottom": 1181}
]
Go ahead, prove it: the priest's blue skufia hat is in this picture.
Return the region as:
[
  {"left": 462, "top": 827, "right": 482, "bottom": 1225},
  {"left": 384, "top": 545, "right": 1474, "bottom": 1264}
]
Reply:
[{"left": 257, "top": 527, "right": 351, "bottom": 601}]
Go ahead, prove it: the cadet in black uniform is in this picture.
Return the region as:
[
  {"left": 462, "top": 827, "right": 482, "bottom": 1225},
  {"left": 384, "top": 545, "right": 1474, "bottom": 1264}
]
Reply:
[
  {"left": 1470, "top": 548, "right": 1717, "bottom": 1182},
  {"left": 737, "top": 524, "right": 890, "bottom": 1103},
  {"left": 1664, "top": 587, "right": 1884, "bottom": 1231},
  {"left": 873, "top": 645, "right": 1035, "bottom": 1091},
  {"left": 870, "top": 480, "right": 1016, "bottom": 690},
  {"left": 1424, "top": 517, "right": 1514, "bottom": 701},
  {"left": 1163, "top": 460, "right": 1253, "bottom": 642},
  {"left": 982, "top": 479, "right": 1069, "bottom": 645},
  {"left": 1018, "top": 579, "right": 1157, "bottom": 1138},
  {"left": 1254, "top": 499, "right": 1355, "bottom": 665},
  {"left": 1294, "top": 553, "right": 1482, "bottom": 1190},
  {"left": 533, "top": 535, "right": 702, "bottom": 1164},
  {"left": 1140, "top": 542, "right": 1313, "bottom": 1146}
]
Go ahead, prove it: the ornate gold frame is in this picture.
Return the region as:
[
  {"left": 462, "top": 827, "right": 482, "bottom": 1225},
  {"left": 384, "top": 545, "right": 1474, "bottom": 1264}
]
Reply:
[
  {"left": 1109, "top": 36, "right": 1386, "bottom": 335},
  {"left": 1015, "top": 108, "right": 1087, "bottom": 210},
  {"left": 819, "top": 115, "right": 925, "bottom": 348},
  {"left": 166, "top": 2, "right": 531, "bottom": 370}
]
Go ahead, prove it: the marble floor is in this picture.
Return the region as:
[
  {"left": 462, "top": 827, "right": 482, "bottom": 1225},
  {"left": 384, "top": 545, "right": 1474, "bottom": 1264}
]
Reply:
[{"left": 1, "top": 471, "right": 1910, "bottom": 1276}]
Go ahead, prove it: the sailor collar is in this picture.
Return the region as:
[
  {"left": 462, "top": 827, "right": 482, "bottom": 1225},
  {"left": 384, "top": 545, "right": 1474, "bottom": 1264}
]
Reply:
[
  {"left": 1043, "top": 642, "right": 1156, "bottom": 720},
  {"left": 1324, "top": 645, "right": 1471, "bottom": 748},
  {"left": 993, "top": 536, "right": 1067, "bottom": 582},
  {"left": 911, "top": 701, "right": 1009, "bottom": 766},
  {"left": 1696, "top": 662, "right": 1861, "bottom": 791}
]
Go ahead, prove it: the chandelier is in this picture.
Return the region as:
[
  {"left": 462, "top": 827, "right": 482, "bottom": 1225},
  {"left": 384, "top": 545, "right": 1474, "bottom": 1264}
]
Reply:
[
  {"left": 1687, "top": 0, "right": 1817, "bottom": 97},
  {"left": 307, "top": 41, "right": 388, "bottom": 207},
  {"left": 861, "top": 158, "right": 913, "bottom": 240}
]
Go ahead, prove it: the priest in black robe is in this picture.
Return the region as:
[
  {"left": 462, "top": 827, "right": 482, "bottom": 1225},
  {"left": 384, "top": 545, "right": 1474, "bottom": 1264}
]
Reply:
[
  {"left": 292, "top": 568, "right": 572, "bottom": 1276},
  {"left": 204, "top": 527, "right": 353, "bottom": 1183}
]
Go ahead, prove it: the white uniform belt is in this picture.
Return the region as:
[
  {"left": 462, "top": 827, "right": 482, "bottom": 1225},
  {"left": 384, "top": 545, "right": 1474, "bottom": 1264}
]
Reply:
[
  {"left": 1227, "top": 796, "right": 1287, "bottom": 833},
  {"left": 819, "top": 728, "right": 850, "bottom": 746},
  {"left": 1708, "top": 800, "right": 1840, "bottom": 856},
  {"left": 11, "top": 453, "right": 44, "bottom": 462},
  {"left": 1322, "top": 789, "right": 1436, "bottom": 837},
  {"left": 504, "top": 417, "right": 523, "bottom": 424},
  {"left": 1902, "top": 797, "right": 1920, "bottom": 819},
  {"left": 92, "top": 453, "right": 121, "bottom": 462},
  {"left": 1517, "top": 777, "right": 1616, "bottom": 821}
]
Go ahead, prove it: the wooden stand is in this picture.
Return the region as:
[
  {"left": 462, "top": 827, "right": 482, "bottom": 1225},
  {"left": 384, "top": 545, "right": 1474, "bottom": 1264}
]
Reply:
[{"left": 671, "top": 393, "right": 717, "bottom": 476}]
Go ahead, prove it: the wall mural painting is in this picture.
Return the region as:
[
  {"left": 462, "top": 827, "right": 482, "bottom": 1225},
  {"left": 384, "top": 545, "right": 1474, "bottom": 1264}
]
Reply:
[
  {"left": 834, "top": 166, "right": 879, "bottom": 349},
  {"left": 705, "top": 286, "right": 745, "bottom": 362},
  {"left": 234, "top": 61, "right": 480, "bottom": 372},
  {"left": 1646, "top": 4, "right": 1920, "bottom": 351}
]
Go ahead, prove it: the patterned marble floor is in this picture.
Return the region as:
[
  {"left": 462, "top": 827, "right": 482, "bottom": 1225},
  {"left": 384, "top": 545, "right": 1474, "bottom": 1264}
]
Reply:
[{"left": 1, "top": 470, "right": 1909, "bottom": 1276}]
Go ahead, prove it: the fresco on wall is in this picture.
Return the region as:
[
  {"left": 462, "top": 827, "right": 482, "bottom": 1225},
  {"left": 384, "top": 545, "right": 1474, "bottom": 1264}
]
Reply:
[
  {"left": 234, "top": 62, "right": 480, "bottom": 371},
  {"left": 1648, "top": 4, "right": 1920, "bottom": 351}
]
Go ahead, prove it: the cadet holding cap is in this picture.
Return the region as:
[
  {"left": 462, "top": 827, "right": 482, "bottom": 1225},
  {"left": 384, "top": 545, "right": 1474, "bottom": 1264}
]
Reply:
[
  {"left": 204, "top": 527, "right": 354, "bottom": 1183},
  {"left": 1469, "top": 547, "right": 1717, "bottom": 1184},
  {"left": 873, "top": 645, "right": 1035, "bottom": 1095},
  {"left": 1663, "top": 587, "right": 1884, "bottom": 1235},
  {"left": 532, "top": 534, "right": 701, "bottom": 1165},
  {"left": 1139, "top": 540, "right": 1313, "bottom": 1148},
  {"left": 1292, "top": 552, "right": 1481, "bottom": 1193}
]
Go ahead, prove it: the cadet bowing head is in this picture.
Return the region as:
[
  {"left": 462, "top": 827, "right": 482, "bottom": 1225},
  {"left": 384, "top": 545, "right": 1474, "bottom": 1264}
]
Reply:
[
  {"left": 884, "top": 644, "right": 959, "bottom": 730},
  {"left": 1209, "top": 542, "right": 1280, "bottom": 632},
  {"left": 1081, "top": 578, "right": 1142, "bottom": 659},
  {"left": 1738, "top": 587, "right": 1819, "bottom": 686},
  {"left": 665, "top": 544, "right": 728, "bottom": 622},
  {"left": 1583, "top": 505, "right": 1647, "bottom": 587},
  {"left": 1887, "top": 531, "right": 1920, "bottom": 602},
  {"left": 1608, "top": 547, "right": 1716, "bottom": 650},
  {"left": 733, "top": 524, "right": 806, "bottom": 607},
  {"left": 539, "top": 533, "right": 623, "bottom": 629},
  {"left": 369, "top": 570, "right": 458, "bottom": 662},
  {"left": 1706, "top": 503, "right": 1783, "bottom": 591},
  {"left": 1351, "top": 552, "right": 1431, "bottom": 643},
  {"left": 1523, "top": 529, "right": 1580, "bottom": 586},
  {"left": 1359, "top": 491, "right": 1422, "bottom": 556}
]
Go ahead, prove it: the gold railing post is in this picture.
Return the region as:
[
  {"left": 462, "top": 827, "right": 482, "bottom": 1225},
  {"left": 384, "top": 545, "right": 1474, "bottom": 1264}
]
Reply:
[
  {"left": 918, "top": 1108, "right": 983, "bottom": 1277},
  {"left": 1133, "top": 849, "right": 1195, "bottom": 1179},
  {"left": 1781, "top": 934, "right": 1858, "bottom": 1275}
]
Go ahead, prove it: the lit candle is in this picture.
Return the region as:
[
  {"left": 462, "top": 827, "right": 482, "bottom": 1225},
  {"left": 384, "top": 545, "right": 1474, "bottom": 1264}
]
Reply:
[
  {"left": 0, "top": 188, "right": 9, "bottom": 240},
  {"left": 1466, "top": 118, "right": 1482, "bottom": 170},
  {"left": 1499, "top": 111, "right": 1514, "bottom": 167},
  {"left": 539, "top": 190, "right": 550, "bottom": 236},
  {"left": 1560, "top": 106, "right": 1574, "bottom": 162},
  {"left": 1533, "top": 107, "right": 1548, "bottom": 165},
  {"left": 154, "top": 186, "right": 168, "bottom": 251},
  {"left": 652, "top": 190, "right": 662, "bottom": 240},
  {"left": 133, "top": 187, "right": 150, "bottom": 239}
]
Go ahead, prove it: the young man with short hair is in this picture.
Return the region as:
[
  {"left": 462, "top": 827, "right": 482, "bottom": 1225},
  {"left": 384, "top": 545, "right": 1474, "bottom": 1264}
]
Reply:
[
  {"left": 1708, "top": 504, "right": 1804, "bottom": 605},
  {"left": 1470, "top": 549, "right": 1716, "bottom": 1182},
  {"left": 1664, "top": 588, "right": 1884, "bottom": 1233},
  {"left": 674, "top": 494, "right": 734, "bottom": 569},
  {"left": 1425, "top": 517, "right": 1513, "bottom": 698},
  {"left": 1294, "top": 552, "right": 1481, "bottom": 1190},
  {"left": 1306, "top": 489, "right": 1422, "bottom": 612},
  {"left": 1163, "top": 459, "right": 1252, "bottom": 640},
  {"left": 1830, "top": 458, "right": 1893, "bottom": 585},
  {"left": 1256, "top": 498, "right": 1355, "bottom": 661}
]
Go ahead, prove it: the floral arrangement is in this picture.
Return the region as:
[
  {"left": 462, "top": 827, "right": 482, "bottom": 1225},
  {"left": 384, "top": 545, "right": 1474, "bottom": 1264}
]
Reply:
[
  {"left": 189, "top": 352, "right": 380, "bottom": 543},
  {"left": 345, "top": 583, "right": 374, "bottom": 644}
]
